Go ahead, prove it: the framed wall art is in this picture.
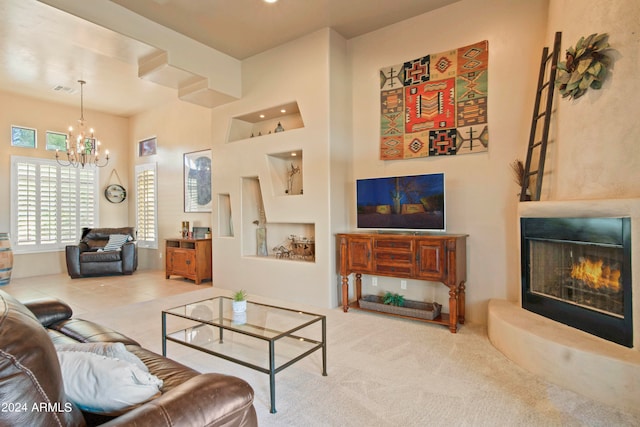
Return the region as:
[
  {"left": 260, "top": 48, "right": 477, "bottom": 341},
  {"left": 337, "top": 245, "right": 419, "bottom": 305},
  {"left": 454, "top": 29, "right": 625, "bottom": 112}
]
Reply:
[
  {"left": 11, "top": 125, "right": 37, "bottom": 148},
  {"left": 184, "top": 149, "right": 212, "bottom": 213},
  {"left": 138, "top": 137, "right": 157, "bottom": 157}
]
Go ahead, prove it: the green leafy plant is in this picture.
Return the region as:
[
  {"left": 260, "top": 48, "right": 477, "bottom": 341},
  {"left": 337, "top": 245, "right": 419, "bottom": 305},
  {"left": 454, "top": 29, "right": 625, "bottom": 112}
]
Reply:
[
  {"left": 555, "top": 33, "right": 610, "bottom": 99},
  {"left": 232, "top": 289, "right": 247, "bottom": 302},
  {"left": 383, "top": 292, "right": 405, "bottom": 307}
]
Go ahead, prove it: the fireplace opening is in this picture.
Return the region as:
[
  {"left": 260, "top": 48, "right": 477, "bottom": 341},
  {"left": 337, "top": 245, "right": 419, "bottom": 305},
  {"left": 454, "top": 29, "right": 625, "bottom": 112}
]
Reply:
[{"left": 521, "top": 217, "right": 632, "bottom": 347}]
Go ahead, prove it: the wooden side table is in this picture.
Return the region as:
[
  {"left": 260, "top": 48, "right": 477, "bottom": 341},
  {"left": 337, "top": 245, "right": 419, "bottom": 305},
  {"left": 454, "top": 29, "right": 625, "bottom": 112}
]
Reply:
[{"left": 165, "top": 238, "right": 212, "bottom": 284}]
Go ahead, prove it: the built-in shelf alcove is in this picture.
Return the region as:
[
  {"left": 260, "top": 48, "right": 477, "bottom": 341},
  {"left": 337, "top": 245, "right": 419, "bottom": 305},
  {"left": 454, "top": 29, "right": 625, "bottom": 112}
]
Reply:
[
  {"left": 227, "top": 101, "right": 304, "bottom": 142},
  {"left": 254, "top": 222, "right": 315, "bottom": 263},
  {"left": 217, "top": 193, "right": 233, "bottom": 237},
  {"left": 241, "top": 177, "right": 264, "bottom": 257},
  {"left": 267, "top": 150, "right": 303, "bottom": 196},
  {"left": 240, "top": 176, "right": 314, "bottom": 262}
]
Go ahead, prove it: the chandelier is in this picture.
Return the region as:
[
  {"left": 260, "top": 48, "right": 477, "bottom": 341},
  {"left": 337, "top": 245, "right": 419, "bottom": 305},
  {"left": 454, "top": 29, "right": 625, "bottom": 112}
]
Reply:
[{"left": 55, "top": 80, "right": 109, "bottom": 168}]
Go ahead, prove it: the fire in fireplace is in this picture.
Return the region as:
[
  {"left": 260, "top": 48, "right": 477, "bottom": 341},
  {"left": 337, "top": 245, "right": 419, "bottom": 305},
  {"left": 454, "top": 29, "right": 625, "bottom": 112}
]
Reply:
[
  {"left": 571, "top": 257, "right": 621, "bottom": 292},
  {"left": 521, "top": 217, "right": 632, "bottom": 347}
]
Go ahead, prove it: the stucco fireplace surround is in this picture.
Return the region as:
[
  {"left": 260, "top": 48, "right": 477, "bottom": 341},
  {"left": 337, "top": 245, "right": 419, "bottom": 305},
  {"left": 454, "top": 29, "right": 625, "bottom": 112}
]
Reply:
[{"left": 488, "top": 198, "right": 640, "bottom": 415}]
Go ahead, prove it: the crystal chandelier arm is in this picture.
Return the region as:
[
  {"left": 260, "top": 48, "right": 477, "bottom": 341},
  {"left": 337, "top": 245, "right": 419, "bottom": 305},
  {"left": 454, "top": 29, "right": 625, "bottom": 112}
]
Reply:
[{"left": 54, "top": 80, "right": 109, "bottom": 168}]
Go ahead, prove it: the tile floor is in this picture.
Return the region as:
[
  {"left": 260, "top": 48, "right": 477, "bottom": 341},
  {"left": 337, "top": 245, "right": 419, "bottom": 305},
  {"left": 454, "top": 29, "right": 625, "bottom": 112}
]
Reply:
[{"left": 2, "top": 270, "right": 207, "bottom": 317}]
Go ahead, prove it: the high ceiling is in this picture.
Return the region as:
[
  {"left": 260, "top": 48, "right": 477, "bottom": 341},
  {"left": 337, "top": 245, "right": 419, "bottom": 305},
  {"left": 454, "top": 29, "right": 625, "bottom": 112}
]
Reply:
[
  {"left": 0, "top": 0, "right": 459, "bottom": 116},
  {"left": 111, "top": 0, "right": 460, "bottom": 59}
]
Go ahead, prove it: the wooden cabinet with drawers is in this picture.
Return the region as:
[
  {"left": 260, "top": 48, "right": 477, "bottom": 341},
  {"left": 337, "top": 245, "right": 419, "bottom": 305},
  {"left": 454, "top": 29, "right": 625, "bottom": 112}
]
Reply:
[
  {"left": 337, "top": 232, "right": 467, "bottom": 333},
  {"left": 165, "top": 238, "right": 212, "bottom": 285},
  {"left": 373, "top": 237, "right": 414, "bottom": 277}
]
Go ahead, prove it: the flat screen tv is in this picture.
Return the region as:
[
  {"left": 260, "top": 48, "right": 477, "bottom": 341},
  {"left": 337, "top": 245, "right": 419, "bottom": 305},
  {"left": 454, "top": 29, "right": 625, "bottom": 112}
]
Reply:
[{"left": 356, "top": 173, "right": 445, "bottom": 232}]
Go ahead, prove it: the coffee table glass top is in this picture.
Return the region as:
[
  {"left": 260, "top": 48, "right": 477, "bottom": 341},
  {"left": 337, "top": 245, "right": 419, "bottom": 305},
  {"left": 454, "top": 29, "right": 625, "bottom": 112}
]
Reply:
[
  {"left": 162, "top": 296, "right": 327, "bottom": 414},
  {"left": 163, "top": 296, "right": 323, "bottom": 339}
]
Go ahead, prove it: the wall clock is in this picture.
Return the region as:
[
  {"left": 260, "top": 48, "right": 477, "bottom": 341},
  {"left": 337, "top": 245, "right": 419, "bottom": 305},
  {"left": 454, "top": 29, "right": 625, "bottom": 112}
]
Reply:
[{"left": 104, "top": 184, "right": 126, "bottom": 204}]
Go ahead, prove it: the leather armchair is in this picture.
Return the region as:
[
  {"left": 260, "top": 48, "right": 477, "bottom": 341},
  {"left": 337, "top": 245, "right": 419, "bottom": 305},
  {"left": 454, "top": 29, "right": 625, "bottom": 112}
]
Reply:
[{"left": 66, "top": 227, "right": 138, "bottom": 278}]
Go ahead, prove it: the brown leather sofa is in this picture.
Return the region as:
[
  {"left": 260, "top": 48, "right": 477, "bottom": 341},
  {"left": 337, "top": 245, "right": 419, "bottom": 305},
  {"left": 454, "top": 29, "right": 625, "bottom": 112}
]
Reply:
[
  {"left": 66, "top": 227, "right": 138, "bottom": 278},
  {"left": 0, "top": 289, "right": 257, "bottom": 426}
]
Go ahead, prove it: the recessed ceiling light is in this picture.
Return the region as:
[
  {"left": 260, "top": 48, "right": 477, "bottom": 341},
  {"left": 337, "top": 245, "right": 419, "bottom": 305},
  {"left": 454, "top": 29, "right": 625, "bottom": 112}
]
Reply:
[
  {"left": 291, "top": 152, "right": 297, "bottom": 156},
  {"left": 280, "top": 109, "right": 286, "bottom": 113},
  {"left": 259, "top": 114, "right": 265, "bottom": 118},
  {"left": 264, "top": 0, "right": 278, "bottom": 3}
]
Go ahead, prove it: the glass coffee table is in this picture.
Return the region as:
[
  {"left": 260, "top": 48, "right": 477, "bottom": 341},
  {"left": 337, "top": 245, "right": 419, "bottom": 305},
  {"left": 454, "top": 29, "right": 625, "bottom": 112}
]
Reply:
[{"left": 162, "top": 296, "right": 327, "bottom": 413}]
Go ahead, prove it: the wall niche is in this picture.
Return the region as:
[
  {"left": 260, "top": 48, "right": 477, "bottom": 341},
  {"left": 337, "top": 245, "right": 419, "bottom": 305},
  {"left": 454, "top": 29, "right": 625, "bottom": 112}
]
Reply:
[
  {"left": 217, "top": 193, "right": 233, "bottom": 237},
  {"left": 227, "top": 101, "right": 304, "bottom": 142},
  {"left": 240, "top": 176, "right": 314, "bottom": 262},
  {"left": 267, "top": 150, "right": 303, "bottom": 196}
]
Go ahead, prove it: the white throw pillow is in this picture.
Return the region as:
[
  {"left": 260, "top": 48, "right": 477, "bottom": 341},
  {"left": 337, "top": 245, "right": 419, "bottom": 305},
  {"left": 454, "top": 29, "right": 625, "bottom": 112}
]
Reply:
[
  {"left": 102, "top": 234, "right": 131, "bottom": 251},
  {"left": 57, "top": 350, "right": 163, "bottom": 415},
  {"left": 54, "top": 342, "right": 148, "bottom": 372}
]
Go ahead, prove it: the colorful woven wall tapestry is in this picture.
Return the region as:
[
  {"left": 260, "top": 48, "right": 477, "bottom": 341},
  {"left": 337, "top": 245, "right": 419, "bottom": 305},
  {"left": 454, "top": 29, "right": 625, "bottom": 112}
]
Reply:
[{"left": 380, "top": 40, "right": 489, "bottom": 160}]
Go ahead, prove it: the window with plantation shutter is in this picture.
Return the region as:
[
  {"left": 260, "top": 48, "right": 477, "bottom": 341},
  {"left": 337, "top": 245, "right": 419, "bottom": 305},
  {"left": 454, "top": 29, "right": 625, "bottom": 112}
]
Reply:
[
  {"left": 135, "top": 163, "right": 158, "bottom": 249},
  {"left": 10, "top": 156, "right": 98, "bottom": 254}
]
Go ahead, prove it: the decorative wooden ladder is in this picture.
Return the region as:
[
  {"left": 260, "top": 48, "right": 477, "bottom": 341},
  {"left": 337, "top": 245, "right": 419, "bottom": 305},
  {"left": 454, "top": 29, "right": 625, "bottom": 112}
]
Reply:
[{"left": 520, "top": 32, "right": 562, "bottom": 201}]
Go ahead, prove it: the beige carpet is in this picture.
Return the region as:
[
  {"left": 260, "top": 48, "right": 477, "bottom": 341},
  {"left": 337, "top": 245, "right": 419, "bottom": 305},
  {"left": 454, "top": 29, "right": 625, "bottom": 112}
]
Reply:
[{"left": 80, "top": 288, "right": 640, "bottom": 426}]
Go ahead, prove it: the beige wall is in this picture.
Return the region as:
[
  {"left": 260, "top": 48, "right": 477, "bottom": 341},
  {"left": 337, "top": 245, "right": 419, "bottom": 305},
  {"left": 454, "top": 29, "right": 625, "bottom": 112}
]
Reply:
[
  {"left": 128, "top": 98, "right": 213, "bottom": 270},
  {"left": 348, "top": 0, "right": 549, "bottom": 323},
  {"left": 545, "top": 0, "right": 640, "bottom": 200},
  {"left": 210, "top": 29, "right": 350, "bottom": 308},
  {"left": 0, "top": 90, "right": 130, "bottom": 278}
]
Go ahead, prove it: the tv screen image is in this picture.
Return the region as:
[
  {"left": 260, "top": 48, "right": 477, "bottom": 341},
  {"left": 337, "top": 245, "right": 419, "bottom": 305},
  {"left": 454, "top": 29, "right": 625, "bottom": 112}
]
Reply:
[{"left": 356, "top": 173, "right": 445, "bottom": 231}]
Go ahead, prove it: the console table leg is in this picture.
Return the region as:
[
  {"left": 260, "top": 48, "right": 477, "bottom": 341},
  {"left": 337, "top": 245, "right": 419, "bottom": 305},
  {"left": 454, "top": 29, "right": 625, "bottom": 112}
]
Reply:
[
  {"left": 355, "top": 273, "right": 362, "bottom": 304},
  {"left": 448, "top": 286, "right": 458, "bottom": 333},
  {"left": 458, "top": 280, "right": 466, "bottom": 324},
  {"left": 341, "top": 276, "right": 349, "bottom": 312}
]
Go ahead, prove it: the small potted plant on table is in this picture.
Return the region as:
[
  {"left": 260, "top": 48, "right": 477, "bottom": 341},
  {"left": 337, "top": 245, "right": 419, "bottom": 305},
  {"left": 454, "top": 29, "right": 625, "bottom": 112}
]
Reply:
[{"left": 232, "top": 289, "right": 248, "bottom": 313}]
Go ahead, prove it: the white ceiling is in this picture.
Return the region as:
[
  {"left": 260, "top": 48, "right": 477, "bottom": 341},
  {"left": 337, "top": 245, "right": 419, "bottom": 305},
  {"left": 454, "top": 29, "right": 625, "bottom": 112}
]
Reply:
[
  {"left": 111, "top": 0, "right": 460, "bottom": 59},
  {"left": 0, "top": 0, "right": 459, "bottom": 117}
]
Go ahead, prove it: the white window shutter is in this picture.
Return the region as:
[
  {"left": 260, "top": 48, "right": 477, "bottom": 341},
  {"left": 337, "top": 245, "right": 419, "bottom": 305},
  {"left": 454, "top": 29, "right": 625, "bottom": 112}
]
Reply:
[
  {"left": 135, "top": 163, "right": 158, "bottom": 249},
  {"left": 10, "top": 156, "right": 98, "bottom": 254}
]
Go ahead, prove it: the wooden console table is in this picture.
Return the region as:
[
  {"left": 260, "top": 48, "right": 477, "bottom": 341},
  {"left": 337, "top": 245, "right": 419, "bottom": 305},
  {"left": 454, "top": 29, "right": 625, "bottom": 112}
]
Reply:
[
  {"left": 337, "top": 232, "right": 467, "bottom": 333},
  {"left": 165, "top": 238, "right": 212, "bottom": 285}
]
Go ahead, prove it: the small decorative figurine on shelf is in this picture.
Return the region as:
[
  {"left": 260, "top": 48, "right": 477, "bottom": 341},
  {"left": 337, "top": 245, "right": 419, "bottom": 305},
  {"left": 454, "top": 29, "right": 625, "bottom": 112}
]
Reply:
[
  {"left": 286, "top": 163, "right": 300, "bottom": 195},
  {"left": 275, "top": 122, "right": 285, "bottom": 133},
  {"left": 273, "top": 235, "right": 315, "bottom": 261}
]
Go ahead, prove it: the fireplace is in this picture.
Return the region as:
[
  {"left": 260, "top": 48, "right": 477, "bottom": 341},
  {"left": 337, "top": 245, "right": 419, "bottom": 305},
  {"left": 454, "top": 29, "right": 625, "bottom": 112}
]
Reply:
[{"left": 520, "top": 217, "right": 632, "bottom": 347}]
